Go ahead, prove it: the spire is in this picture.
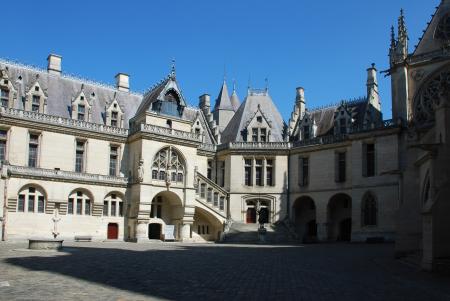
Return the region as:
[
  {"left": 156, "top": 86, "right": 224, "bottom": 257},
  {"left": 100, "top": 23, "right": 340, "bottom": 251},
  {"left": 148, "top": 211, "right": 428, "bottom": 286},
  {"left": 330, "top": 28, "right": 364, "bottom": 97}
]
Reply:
[
  {"left": 397, "top": 9, "right": 409, "bottom": 59},
  {"left": 213, "top": 80, "right": 233, "bottom": 111},
  {"left": 230, "top": 79, "right": 241, "bottom": 112},
  {"left": 390, "top": 25, "right": 396, "bottom": 49}
]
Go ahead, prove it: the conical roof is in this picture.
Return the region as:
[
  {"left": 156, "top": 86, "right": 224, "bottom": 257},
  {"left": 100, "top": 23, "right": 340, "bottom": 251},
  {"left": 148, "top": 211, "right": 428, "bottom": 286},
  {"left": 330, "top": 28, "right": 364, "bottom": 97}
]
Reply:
[
  {"left": 213, "top": 81, "right": 234, "bottom": 111},
  {"left": 230, "top": 89, "right": 240, "bottom": 112}
]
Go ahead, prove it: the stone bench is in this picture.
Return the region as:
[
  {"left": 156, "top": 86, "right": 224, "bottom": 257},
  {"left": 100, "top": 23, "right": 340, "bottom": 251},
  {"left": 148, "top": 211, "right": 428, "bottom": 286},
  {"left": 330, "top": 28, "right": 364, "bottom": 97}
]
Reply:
[{"left": 74, "top": 235, "right": 92, "bottom": 242}]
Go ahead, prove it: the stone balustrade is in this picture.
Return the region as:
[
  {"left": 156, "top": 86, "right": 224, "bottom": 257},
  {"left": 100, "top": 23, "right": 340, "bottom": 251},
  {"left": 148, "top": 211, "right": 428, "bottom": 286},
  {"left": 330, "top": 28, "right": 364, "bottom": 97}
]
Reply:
[
  {"left": 195, "top": 171, "right": 228, "bottom": 217},
  {"left": 0, "top": 108, "right": 129, "bottom": 137},
  {"left": 4, "top": 164, "right": 128, "bottom": 186},
  {"left": 217, "top": 142, "right": 291, "bottom": 151},
  {"left": 131, "top": 123, "right": 203, "bottom": 143}
]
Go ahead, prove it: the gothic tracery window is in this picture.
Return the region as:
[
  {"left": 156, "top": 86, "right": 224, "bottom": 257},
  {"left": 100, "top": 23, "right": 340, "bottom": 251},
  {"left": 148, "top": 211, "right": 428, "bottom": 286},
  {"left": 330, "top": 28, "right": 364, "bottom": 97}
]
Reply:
[
  {"left": 414, "top": 68, "right": 450, "bottom": 124},
  {"left": 151, "top": 147, "right": 185, "bottom": 183},
  {"left": 434, "top": 14, "right": 450, "bottom": 41}
]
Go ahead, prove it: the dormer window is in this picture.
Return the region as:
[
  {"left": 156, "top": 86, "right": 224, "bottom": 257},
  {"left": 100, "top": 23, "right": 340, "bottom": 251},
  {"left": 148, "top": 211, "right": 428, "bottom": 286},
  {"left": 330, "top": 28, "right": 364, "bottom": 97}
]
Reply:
[
  {"left": 1, "top": 89, "right": 9, "bottom": 108},
  {"left": 252, "top": 128, "right": 258, "bottom": 141},
  {"left": 257, "top": 116, "right": 262, "bottom": 123},
  {"left": 260, "top": 128, "right": 267, "bottom": 142},
  {"left": 34, "top": 86, "right": 39, "bottom": 92},
  {"left": 32, "top": 95, "right": 40, "bottom": 112},
  {"left": 339, "top": 118, "right": 346, "bottom": 134},
  {"left": 77, "top": 104, "right": 85, "bottom": 120},
  {"left": 111, "top": 111, "right": 118, "bottom": 127},
  {"left": 303, "top": 125, "right": 310, "bottom": 140}
]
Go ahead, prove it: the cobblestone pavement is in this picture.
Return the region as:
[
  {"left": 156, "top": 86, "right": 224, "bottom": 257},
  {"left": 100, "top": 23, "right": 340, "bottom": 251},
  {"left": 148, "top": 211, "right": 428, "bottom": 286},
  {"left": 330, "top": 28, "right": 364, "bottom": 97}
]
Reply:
[{"left": 0, "top": 241, "right": 449, "bottom": 301}]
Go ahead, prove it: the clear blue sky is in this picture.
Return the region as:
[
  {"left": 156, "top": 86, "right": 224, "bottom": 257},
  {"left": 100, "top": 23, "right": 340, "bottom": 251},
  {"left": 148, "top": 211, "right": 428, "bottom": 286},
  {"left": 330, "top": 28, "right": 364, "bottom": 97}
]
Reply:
[{"left": 2, "top": 0, "right": 439, "bottom": 120}]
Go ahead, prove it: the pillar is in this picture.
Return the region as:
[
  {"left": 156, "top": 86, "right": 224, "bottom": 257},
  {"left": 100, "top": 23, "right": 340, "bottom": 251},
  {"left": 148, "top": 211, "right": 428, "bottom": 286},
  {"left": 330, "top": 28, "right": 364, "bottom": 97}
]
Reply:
[
  {"left": 317, "top": 223, "right": 328, "bottom": 242},
  {"left": 136, "top": 220, "right": 148, "bottom": 243},
  {"left": 180, "top": 223, "right": 192, "bottom": 241}
]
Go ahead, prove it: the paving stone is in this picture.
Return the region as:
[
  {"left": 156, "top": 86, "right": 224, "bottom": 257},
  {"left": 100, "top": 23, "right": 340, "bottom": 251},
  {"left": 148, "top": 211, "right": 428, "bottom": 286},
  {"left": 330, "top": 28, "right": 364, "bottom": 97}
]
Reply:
[{"left": 0, "top": 242, "right": 449, "bottom": 300}]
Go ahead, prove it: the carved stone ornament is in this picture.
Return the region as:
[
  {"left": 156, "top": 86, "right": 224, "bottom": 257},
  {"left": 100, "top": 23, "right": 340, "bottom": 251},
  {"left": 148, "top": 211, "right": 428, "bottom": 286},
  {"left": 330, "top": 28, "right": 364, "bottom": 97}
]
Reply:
[
  {"left": 137, "top": 159, "right": 144, "bottom": 182},
  {"left": 411, "top": 69, "right": 425, "bottom": 82},
  {"left": 414, "top": 68, "right": 450, "bottom": 124}
]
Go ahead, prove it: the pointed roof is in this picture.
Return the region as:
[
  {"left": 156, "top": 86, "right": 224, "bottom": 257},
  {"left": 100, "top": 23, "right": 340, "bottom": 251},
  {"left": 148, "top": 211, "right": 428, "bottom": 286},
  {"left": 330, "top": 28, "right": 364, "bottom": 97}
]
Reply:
[
  {"left": 221, "top": 89, "right": 286, "bottom": 143},
  {"left": 230, "top": 82, "right": 241, "bottom": 111},
  {"left": 134, "top": 74, "right": 187, "bottom": 117},
  {"left": 213, "top": 81, "right": 234, "bottom": 111},
  {"left": 413, "top": 1, "right": 449, "bottom": 56}
]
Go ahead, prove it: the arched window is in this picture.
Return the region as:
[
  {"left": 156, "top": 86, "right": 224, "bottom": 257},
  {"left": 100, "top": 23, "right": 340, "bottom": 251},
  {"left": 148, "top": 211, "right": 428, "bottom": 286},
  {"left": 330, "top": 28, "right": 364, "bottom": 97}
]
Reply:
[
  {"left": 362, "top": 192, "right": 377, "bottom": 226},
  {"left": 17, "top": 186, "right": 46, "bottom": 213},
  {"left": 151, "top": 147, "right": 185, "bottom": 183},
  {"left": 103, "top": 193, "right": 124, "bottom": 217},
  {"left": 68, "top": 190, "right": 92, "bottom": 215}
]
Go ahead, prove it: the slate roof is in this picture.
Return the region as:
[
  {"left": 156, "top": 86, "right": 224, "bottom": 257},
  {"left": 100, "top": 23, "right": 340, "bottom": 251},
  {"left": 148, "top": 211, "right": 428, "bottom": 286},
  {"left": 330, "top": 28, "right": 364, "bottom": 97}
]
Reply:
[
  {"left": 221, "top": 90, "right": 287, "bottom": 143},
  {"left": 230, "top": 89, "right": 240, "bottom": 112},
  {"left": 213, "top": 81, "right": 234, "bottom": 112},
  {"left": 292, "top": 98, "right": 368, "bottom": 138},
  {"left": 0, "top": 59, "right": 142, "bottom": 129}
]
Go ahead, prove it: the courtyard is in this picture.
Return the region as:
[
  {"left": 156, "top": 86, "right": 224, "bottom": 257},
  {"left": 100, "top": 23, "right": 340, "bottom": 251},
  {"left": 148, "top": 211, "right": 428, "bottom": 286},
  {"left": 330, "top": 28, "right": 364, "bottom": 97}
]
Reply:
[{"left": 0, "top": 242, "right": 449, "bottom": 301}]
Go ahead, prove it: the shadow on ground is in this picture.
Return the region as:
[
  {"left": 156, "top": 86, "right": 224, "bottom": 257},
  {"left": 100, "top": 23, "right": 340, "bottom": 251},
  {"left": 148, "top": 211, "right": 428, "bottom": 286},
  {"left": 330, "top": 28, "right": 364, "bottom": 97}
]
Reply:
[{"left": 4, "top": 243, "right": 450, "bottom": 300}]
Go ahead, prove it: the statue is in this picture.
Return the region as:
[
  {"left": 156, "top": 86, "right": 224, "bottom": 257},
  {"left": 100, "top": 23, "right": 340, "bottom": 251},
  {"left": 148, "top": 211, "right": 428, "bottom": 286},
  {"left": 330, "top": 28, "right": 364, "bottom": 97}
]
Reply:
[
  {"left": 137, "top": 159, "right": 144, "bottom": 182},
  {"left": 52, "top": 207, "right": 61, "bottom": 239}
]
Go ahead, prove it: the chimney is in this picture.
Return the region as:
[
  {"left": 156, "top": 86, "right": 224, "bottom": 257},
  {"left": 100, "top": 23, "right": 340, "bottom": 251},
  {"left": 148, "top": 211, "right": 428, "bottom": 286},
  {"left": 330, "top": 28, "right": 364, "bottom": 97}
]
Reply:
[
  {"left": 296, "top": 87, "right": 306, "bottom": 117},
  {"left": 199, "top": 94, "right": 211, "bottom": 113},
  {"left": 47, "top": 54, "right": 62, "bottom": 75},
  {"left": 367, "top": 63, "right": 381, "bottom": 111},
  {"left": 115, "top": 73, "right": 130, "bottom": 92}
]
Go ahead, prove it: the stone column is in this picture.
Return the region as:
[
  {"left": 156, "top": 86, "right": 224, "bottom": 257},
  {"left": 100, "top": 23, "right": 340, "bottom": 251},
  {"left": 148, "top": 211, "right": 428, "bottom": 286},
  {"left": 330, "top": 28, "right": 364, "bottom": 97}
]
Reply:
[
  {"left": 317, "top": 223, "right": 328, "bottom": 242},
  {"left": 136, "top": 220, "right": 148, "bottom": 243},
  {"left": 180, "top": 223, "right": 192, "bottom": 241}
]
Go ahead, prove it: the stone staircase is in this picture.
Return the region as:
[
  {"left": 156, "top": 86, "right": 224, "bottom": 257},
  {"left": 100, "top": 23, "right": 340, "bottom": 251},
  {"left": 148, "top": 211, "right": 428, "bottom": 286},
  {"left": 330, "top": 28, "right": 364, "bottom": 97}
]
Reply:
[{"left": 221, "top": 221, "right": 298, "bottom": 244}]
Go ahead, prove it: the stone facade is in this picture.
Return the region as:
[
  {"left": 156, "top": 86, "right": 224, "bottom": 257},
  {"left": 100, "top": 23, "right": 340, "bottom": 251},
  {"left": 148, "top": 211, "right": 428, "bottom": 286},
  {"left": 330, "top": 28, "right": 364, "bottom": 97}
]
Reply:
[{"left": 0, "top": 3, "right": 447, "bottom": 271}]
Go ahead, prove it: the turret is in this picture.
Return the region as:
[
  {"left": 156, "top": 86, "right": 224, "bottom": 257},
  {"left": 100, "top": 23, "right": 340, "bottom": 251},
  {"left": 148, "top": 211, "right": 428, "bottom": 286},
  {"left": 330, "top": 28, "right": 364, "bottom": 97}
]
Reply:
[{"left": 366, "top": 64, "right": 381, "bottom": 112}]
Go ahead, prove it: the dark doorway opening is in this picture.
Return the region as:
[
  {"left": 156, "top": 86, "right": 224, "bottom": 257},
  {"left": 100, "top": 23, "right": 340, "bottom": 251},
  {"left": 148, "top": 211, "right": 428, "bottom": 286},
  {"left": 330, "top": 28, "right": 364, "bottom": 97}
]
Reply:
[
  {"left": 107, "top": 223, "right": 119, "bottom": 240},
  {"left": 246, "top": 208, "right": 256, "bottom": 224},
  {"left": 338, "top": 218, "right": 352, "bottom": 241},
  {"left": 148, "top": 223, "right": 162, "bottom": 240}
]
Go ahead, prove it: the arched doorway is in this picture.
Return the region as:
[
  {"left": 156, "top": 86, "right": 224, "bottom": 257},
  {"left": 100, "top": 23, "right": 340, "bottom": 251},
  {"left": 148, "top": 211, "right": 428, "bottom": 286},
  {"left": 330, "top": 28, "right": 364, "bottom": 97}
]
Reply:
[
  {"left": 292, "top": 196, "right": 317, "bottom": 243},
  {"left": 147, "top": 190, "right": 184, "bottom": 241},
  {"left": 148, "top": 223, "right": 162, "bottom": 239},
  {"left": 107, "top": 223, "right": 119, "bottom": 240},
  {"left": 245, "top": 199, "right": 271, "bottom": 224},
  {"left": 327, "top": 193, "right": 352, "bottom": 241}
]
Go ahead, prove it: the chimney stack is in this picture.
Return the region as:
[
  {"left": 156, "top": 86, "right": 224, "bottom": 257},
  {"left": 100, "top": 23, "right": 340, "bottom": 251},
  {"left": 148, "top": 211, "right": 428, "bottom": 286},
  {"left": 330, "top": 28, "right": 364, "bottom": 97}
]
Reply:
[
  {"left": 296, "top": 87, "right": 306, "bottom": 117},
  {"left": 199, "top": 94, "right": 211, "bottom": 113},
  {"left": 115, "top": 73, "right": 130, "bottom": 92},
  {"left": 47, "top": 54, "right": 62, "bottom": 75}
]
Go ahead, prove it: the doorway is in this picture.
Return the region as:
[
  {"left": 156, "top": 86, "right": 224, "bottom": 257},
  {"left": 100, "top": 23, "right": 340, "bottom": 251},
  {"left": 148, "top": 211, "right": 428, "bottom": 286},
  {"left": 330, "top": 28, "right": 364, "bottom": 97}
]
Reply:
[
  {"left": 339, "top": 218, "right": 352, "bottom": 241},
  {"left": 107, "top": 223, "right": 119, "bottom": 240},
  {"left": 148, "top": 223, "right": 162, "bottom": 240},
  {"left": 246, "top": 207, "right": 256, "bottom": 224}
]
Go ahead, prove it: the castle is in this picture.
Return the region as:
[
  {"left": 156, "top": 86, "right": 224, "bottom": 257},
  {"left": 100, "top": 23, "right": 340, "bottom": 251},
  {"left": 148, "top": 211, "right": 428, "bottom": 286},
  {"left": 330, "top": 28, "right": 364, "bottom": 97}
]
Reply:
[{"left": 0, "top": 1, "right": 449, "bottom": 271}]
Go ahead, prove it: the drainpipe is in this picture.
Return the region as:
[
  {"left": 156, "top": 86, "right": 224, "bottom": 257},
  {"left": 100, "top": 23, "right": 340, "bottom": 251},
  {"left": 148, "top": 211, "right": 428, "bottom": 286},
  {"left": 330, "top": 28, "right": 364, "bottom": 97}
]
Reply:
[{"left": 1, "top": 165, "right": 8, "bottom": 241}]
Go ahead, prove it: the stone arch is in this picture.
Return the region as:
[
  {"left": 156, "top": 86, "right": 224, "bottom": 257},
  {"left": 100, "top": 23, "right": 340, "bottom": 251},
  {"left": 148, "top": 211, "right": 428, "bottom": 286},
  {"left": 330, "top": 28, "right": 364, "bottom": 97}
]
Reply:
[
  {"left": 16, "top": 183, "right": 47, "bottom": 213},
  {"left": 292, "top": 196, "right": 317, "bottom": 243},
  {"left": 412, "top": 63, "right": 450, "bottom": 125},
  {"left": 147, "top": 190, "right": 184, "bottom": 240},
  {"left": 103, "top": 191, "right": 125, "bottom": 217},
  {"left": 327, "top": 193, "right": 352, "bottom": 241},
  {"left": 67, "top": 188, "right": 94, "bottom": 216},
  {"left": 193, "top": 206, "right": 223, "bottom": 242},
  {"left": 151, "top": 146, "right": 186, "bottom": 185},
  {"left": 242, "top": 195, "right": 274, "bottom": 224},
  {"left": 361, "top": 191, "right": 378, "bottom": 227}
]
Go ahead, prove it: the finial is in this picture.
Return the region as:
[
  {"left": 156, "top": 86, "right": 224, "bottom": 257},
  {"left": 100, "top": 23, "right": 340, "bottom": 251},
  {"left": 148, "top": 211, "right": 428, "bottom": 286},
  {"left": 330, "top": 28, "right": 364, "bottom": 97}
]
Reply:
[
  {"left": 170, "top": 58, "right": 176, "bottom": 79},
  {"left": 265, "top": 78, "right": 269, "bottom": 92},
  {"left": 390, "top": 25, "right": 396, "bottom": 46},
  {"left": 223, "top": 65, "right": 227, "bottom": 82},
  {"left": 232, "top": 78, "right": 236, "bottom": 92}
]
